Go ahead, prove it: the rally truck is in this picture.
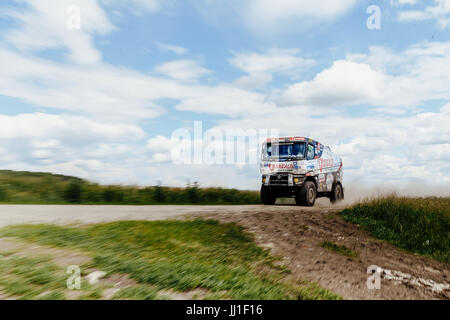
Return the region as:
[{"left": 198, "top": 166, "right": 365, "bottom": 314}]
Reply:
[{"left": 260, "top": 137, "right": 344, "bottom": 206}]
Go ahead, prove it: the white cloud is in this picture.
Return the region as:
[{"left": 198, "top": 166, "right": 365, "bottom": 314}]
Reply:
[
  {"left": 396, "top": 0, "right": 450, "bottom": 29},
  {"left": 391, "top": 0, "right": 420, "bottom": 6},
  {"left": 245, "top": 0, "right": 358, "bottom": 31},
  {"left": 0, "top": 48, "right": 175, "bottom": 120},
  {"left": 230, "top": 48, "right": 314, "bottom": 75},
  {"left": 281, "top": 60, "right": 385, "bottom": 107},
  {"left": 280, "top": 42, "right": 450, "bottom": 110},
  {"left": 193, "top": 0, "right": 358, "bottom": 34},
  {"left": 0, "top": 113, "right": 146, "bottom": 179},
  {"left": 4, "top": 0, "right": 115, "bottom": 65},
  {"left": 146, "top": 135, "right": 179, "bottom": 163},
  {"left": 154, "top": 60, "right": 211, "bottom": 82},
  {"left": 155, "top": 42, "right": 188, "bottom": 55},
  {"left": 233, "top": 73, "right": 274, "bottom": 90},
  {"left": 229, "top": 48, "right": 315, "bottom": 89},
  {"left": 2, "top": 0, "right": 171, "bottom": 65},
  {"left": 0, "top": 113, "right": 144, "bottom": 142},
  {"left": 102, "top": 0, "right": 168, "bottom": 13},
  {"left": 175, "top": 85, "right": 275, "bottom": 117}
]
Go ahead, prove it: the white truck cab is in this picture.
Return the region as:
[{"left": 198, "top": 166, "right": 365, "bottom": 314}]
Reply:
[{"left": 260, "top": 137, "right": 344, "bottom": 206}]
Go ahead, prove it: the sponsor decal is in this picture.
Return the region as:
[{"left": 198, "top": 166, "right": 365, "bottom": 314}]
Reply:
[
  {"left": 319, "top": 158, "right": 333, "bottom": 172},
  {"left": 268, "top": 163, "right": 295, "bottom": 172},
  {"left": 267, "top": 137, "right": 308, "bottom": 142},
  {"left": 289, "top": 137, "right": 306, "bottom": 141}
]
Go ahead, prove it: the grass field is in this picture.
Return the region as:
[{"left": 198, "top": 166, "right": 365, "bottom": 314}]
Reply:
[
  {"left": 0, "top": 220, "right": 340, "bottom": 300},
  {"left": 0, "top": 170, "right": 260, "bottom": 205},
  {"left": 341, "top": 195, "right": 450, "bottom": 263}
]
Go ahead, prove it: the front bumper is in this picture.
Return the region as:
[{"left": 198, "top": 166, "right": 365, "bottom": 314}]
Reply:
[{"left": 262, "top": 173, "right": 305, "bottom": 187}]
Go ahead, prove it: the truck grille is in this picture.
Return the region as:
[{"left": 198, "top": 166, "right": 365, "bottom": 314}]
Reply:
[{"left": 269, "top": 174, "right": 289, "bottom": 185}]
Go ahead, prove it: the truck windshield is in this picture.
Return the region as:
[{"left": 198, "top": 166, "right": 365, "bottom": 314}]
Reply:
[{"left": 263, "top": 142, "right": 306, "bottom": 159}]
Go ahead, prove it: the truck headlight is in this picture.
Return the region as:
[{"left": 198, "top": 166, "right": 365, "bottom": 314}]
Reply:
[
  {"left": 262, "top": 177, "right": 266, "bottom": 183},
  {"left": 293, "top": 177, "right": 300, "bottom": 184}
]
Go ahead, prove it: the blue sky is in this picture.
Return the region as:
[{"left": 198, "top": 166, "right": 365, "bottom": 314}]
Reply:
[{"left": 0, "top": 0, "right": 450, "bottom": 191}]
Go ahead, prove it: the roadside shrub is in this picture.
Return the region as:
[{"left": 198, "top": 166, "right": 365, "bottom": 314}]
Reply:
[
  {"left": 185, "top": 182, "right": 200, "bottom": 204},
  {"left": 102, "top": 187, "right": 124, "bottom": 203},
  {"left": 0, "top": 184, "right": 9, "bottom": 201},
  {"left": 62, "top": 181, "right": 83, "bottom": 203},
  {"left": 341, "top": 195, "right": 450, "bottom": 263},
  {"left": 82, "top": 184, "right": 103, "bottom": 203},
  {"left": 153, "top": 185, "right": 166, "bottom": 203}
]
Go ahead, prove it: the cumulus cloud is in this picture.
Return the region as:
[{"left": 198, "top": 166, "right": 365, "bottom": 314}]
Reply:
[
  {"left": 280, "top": 42, "right": 450, "bottom": 110},
  {"left": 281, "top": 61, "right": 385, "bottom": 107}
]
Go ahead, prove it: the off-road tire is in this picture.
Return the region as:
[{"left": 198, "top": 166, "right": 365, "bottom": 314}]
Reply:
[
  {"left": 330, "top": 183, "right": 344, "bottom": 204},
  {"left": 295, "top": 181, "right": 317, "bottom": 207},
  {"left": 261, "top": 186, "right": 276, "bottom": 205}
]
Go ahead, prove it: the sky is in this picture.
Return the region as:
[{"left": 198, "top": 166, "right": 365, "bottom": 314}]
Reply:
[{"left": 0, "top": 0, "right": 450, "bottom": 191}]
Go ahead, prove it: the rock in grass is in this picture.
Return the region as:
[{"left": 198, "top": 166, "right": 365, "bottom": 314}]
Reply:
[{"left": 86, "top": 271, "right": 107, "bottom": 285}]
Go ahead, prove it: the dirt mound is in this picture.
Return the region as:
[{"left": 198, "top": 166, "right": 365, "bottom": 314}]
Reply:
[{"left": 192, "top": 206, "right": 449, "bottom": 300}]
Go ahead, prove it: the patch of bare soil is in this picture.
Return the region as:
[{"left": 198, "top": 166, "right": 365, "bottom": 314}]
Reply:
[{"left": 190, "top": 206, "right": 450, "bottom": 300}]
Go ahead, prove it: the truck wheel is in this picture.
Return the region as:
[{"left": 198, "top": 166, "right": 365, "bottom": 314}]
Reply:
[
  {"left": 295, "top": 181, "right": 316, "bottom": 207},
  {"left": 261, "top": 186, "right": 276, "bottom": 205},
  {"left": 330, "top": 183, "right": 344, "bottom": 204}
]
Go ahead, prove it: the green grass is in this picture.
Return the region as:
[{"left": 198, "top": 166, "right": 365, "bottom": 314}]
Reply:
[
  {"left": 112, "top": 285, "right": 161, "bottom": 300},
  {"left": 319, "top": 241, "right": 358, "bottom": 258},
  {"left": 0, "top": 254, "right": 98, "bottom": 300},
  {"left": 341, "top": 195, "right": 450, "bottom": 263},
  {"left": 0, "top": 170, "right": 260, "bottom": 205},
  {"left": 0, "top": 220, "right": 340, "bottom": 300}
]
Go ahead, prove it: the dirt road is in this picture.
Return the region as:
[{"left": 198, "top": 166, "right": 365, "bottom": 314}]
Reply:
[
  {"left": 0, "top": 204, "right": 448, "bottom": 300},
  {"left": 0, "top": 204, "right": 305, "bottom": 227}
]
